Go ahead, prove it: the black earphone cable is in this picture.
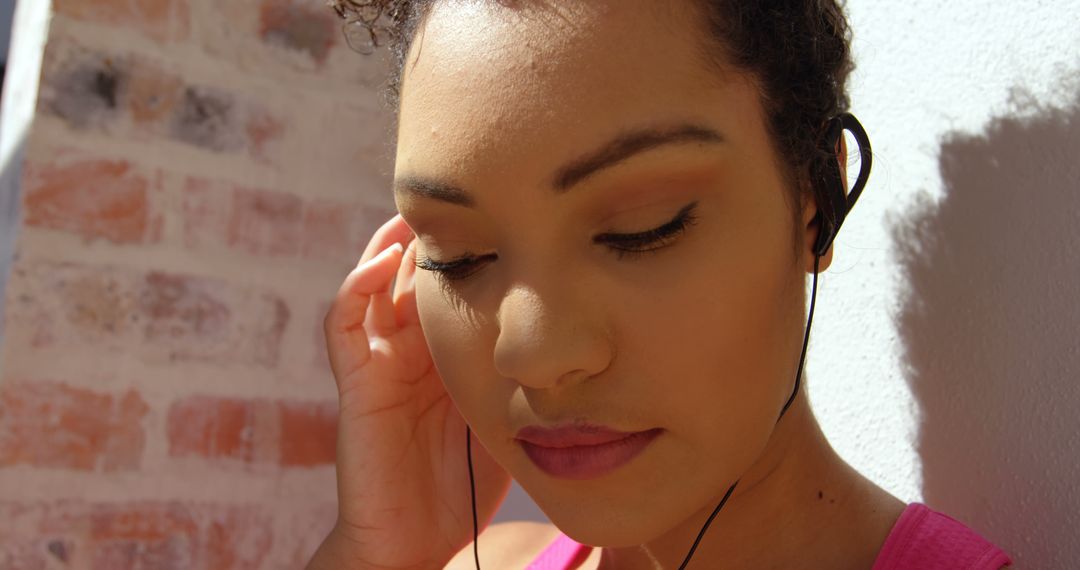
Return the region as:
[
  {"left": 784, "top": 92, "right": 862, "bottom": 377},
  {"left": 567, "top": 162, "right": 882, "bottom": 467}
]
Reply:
[
  {"left": 465, "top": 253, "right": 823, "bottom": 569},
  {"left": 675, "top": 479, "right": 739, "bottom": 570},
  {"left": 467, "top": 426, "right": 481, "bottom": 569},
  {"left": 460, "top": 112, "right": 867, "bottom": 567},
  {"left": 671, "top": 253, "right": 820, "bottom": 569},
  {"left": 780, "top": 253, "right": 821, "bottom": 421}
]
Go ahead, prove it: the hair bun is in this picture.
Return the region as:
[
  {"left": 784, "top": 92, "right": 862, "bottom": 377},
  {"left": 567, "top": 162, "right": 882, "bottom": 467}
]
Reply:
[
  {"left": 328, "top": 0, "right": 389, "bottom": 24},
  {"left": 327, "top": 0, "right": 404, "bottom": 54}
]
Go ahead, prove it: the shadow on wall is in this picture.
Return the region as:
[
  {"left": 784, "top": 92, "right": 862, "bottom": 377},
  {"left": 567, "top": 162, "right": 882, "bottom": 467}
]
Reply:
[{"left": 892, "top": 83, "right": 1080, "bottom": 568}]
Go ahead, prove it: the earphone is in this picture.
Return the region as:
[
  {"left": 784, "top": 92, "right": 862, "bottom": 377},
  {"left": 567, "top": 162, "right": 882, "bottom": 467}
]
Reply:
[
  {"left": 465, "top": 112, "right": 873, "bottom": 570},
  {"left": 811, "top": 113, "right": 873, "bottom": 258}
]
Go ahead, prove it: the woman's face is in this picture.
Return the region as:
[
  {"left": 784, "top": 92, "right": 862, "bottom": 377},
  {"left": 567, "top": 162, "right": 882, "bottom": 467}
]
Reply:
[{"left": 394, "top": 0, "right": 815, "bottom": 546}]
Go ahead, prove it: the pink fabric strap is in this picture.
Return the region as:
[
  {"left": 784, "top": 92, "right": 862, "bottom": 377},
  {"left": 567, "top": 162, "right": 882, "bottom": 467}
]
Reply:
[
  {"left": 871, "top": 503, "right": 1012, "bottom": 570},
  {"left": 527, "top": 503, "right": 1011, "bottom": 569},
  {"left": 525, "top": 533, "right": 591, "bottom": 570}
]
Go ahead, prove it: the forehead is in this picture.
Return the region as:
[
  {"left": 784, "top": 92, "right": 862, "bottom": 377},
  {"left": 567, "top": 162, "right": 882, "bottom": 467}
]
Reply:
[{"left": 395, "top": 0, "right": 758, "bottom": 189}]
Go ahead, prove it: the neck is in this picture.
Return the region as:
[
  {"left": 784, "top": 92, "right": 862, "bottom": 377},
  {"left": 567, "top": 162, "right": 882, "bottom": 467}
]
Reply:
[{"left": 594, "top": 392, "right": 900, "bottom": 570}]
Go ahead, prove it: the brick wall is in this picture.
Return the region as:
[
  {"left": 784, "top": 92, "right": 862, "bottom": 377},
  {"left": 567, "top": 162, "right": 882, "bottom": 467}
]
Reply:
[{"left": 0, "top": 0, "right": 396, "bottom": 567}]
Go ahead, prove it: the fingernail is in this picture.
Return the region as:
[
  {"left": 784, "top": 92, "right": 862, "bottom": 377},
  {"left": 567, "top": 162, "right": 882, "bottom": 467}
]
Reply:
[{"left": 373, "top": 243, "right": 403, "bottom": 262}]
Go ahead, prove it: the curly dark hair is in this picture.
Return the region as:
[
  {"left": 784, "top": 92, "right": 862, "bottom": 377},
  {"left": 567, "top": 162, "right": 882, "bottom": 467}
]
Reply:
[{"left": 329, "top": 0, "right": 854, "bottom": 242}]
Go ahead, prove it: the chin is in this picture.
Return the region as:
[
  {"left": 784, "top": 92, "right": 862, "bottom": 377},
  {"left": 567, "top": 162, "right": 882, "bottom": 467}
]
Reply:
[
  {"left": 544, "top": 506, "right": 668, "bottom": 548},
  {"left": 521, "top": 479, "right": 677, "bottom": 548}
]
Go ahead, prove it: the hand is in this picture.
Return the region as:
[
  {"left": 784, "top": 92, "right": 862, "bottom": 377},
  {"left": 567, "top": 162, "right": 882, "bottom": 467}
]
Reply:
[{"left": 309, "top": 214, "right": 511, "bottom": 570}]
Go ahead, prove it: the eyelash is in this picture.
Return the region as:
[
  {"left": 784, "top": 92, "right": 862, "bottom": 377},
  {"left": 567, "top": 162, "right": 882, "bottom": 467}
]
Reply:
[{"left": 415, "top": 201, "right": 700, "bottom": 282}]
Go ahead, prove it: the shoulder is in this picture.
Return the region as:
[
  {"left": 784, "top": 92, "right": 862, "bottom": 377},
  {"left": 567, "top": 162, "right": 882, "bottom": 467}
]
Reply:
[
  {"left": 444, "top": 521, "right": 561, "bottom": 569},
  {"left": 872, "top": 503, "right": 1013, "bottom": 570}
]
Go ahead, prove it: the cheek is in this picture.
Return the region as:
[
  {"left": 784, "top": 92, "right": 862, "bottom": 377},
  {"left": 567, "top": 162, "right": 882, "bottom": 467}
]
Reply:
[
  {"left": 623, "top": 241, "right": 801, "bottom": 455},
  {"left": 415, "top": 274, "right": 475, "bottom": 392},
  {"left": 414, "top": 274, "right": 509, "bottom": 432}
]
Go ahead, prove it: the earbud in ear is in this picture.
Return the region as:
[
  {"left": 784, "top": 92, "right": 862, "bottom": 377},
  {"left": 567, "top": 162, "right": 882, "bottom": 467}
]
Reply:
[{"left": 811, "top": 112, "right": 873, "bottom": 258}]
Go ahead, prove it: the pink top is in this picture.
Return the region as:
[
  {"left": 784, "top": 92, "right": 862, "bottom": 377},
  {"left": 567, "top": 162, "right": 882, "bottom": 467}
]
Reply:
[{"left": 526, "top": 503, "right": 1012, "bottom": 569}]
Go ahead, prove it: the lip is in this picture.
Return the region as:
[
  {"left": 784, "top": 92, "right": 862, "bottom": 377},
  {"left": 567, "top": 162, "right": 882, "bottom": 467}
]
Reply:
[{"left": 516, "top": 424, "right": 663, "bottom": 480}]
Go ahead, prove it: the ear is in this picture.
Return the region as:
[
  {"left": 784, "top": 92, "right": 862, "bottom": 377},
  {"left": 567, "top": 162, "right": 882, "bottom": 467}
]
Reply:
[{"left": 801, "top": 134, "right": 848, "bottom": 274}]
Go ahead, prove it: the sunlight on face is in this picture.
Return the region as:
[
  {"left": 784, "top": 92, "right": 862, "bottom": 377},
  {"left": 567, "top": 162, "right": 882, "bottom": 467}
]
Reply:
[{"left": 394, "top": 0, "right": 809, "bottom": 546}]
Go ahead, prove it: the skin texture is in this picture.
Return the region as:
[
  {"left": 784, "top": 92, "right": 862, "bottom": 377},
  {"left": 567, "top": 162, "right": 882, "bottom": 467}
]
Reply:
[{"left": 390, "top": 0, "right": 905, "bottom": 568}]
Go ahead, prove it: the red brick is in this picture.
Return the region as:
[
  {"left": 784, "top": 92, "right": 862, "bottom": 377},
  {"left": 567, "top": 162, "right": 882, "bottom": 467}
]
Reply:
[
  {"left": 140, "top": 272, "right": 231, "bottom": 344},
  {"left": 272, "top": 503, "right": 338, "bottom": 567},
  {"left": 40, "top": 38, "right": 285, "bottom": 161},
  {"left": 3, "top": 261, "right": 134, "bottom": 350},
  {"left": 5, "top": 261, "right": 290, "bottom": 367},
  {"left": 167, "top": 396, "right": 336, "bottom": 466},
  {"left": 167, "top": 397, "right": 267, "bottom": 463},
  {"left": 1, "top": 501, "right": 272, "bottom": 569},
  {"left": 245, "top": 110, "right": 285, "bottom": 161},
  {"left": 41, "top": 39, "right": 178, "bottom": 136},
  {"left": 87, "top": 504, "right": 205, "bottom": 569},
  {"left": 351, "top": 204, "right": 398, "bottom": 256},
  {"left": 65, "top": 269, "right": 135, "bottom": 341},
  {"left": 185, "top": 180, "right": 368, "bottom": 262},
  {"left": 90, "top": 502, "right": 198, "bottom": 542},
  {"left": 0, "top": 542, "right": 53, "bottom": 567},
  {"left": 39, "top": 41, "right": 123, "bottom": 129},
  {"left": 135, "top": 271, "right": 290, "bottom": 367},
  {"left": 168, "top": 87, "right": 284, "bottom": 160},
  {"left": 170, "top": 86, "right": 245, "bottom": 152},
  {"left": 54, "top": 0, "right": 191, "bottom": 43},
  {"left": 23, "top": 157, "right": 159, "bottom": 245},
  {"left": 227, "top": 187, "right": 303, "bottom": 256},
  {"left": 201, "top": 506, "right": 279, "bottom": 569},
  {"left": 301, "top": 200, "right": 352, "bottom": 260},
  {"left": 191, "top": 398, "right": 253, "bottom": 461},
  {"left": 181, "top": 177, "right": 231, "bottom": 250},
  {"left": 279, "top": 400, "right": 337, "bottom": 467},
  {"left": 0, "top": 382, "right": 148, "bottom": 471},
  {"left": 125, "top": 63, "right": 184, "bottom": 126},
  {"left": 258, "top": 0, "right": 338, "bottom": 66}
]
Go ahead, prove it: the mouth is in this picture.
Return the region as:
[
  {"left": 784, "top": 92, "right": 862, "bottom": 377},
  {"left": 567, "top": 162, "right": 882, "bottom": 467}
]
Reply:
[{"left": 515, "top": 424, "right": 664, "bottom": 480}]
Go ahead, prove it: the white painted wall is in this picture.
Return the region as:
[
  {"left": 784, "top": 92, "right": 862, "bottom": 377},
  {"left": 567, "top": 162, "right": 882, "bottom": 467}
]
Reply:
[
  {"left": 496, "top": 2, "right": 1080, "bottom": 566},
  {"left": 814, "top": 2, "right": 1080, "bottom": 567}
]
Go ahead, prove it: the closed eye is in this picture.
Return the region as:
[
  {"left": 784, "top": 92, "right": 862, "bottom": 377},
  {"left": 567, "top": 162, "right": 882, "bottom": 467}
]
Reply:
[
  {"left": 414, "top": 252, "right": 494, "bottom": 282},
  {"left": 415, "top": 200, "right": 700, "bottom": 281},
  {"left": 594, "top": 201, "right": 699, "bottom": 259}
]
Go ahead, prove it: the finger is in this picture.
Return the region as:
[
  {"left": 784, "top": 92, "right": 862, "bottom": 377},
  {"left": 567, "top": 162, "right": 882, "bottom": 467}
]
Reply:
[
  {"left": 366, "top": 290, "right": 398, "bottom": 338},
  {"left": 325, "top": 243, "right": 404, "bottom": 380},
  {"left": 359, "top": 214, "right": 414, "bottom": 266},
  {"left": 393, "top": 239, "right": 421, "bottom": 327},
  {"left": 392, "top": 238, "right": 417, "bottom": 299}
]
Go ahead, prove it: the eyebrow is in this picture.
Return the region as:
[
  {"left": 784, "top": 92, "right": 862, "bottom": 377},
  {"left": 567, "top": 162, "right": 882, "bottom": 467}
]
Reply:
[{"left": 393, "top": 124, "right": 725, "bottom": 208}]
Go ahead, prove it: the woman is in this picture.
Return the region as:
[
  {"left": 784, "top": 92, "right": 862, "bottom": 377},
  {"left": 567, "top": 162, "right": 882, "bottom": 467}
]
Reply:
[{"left": 309, "top": 1, "right": 1013, "bottom": 568}]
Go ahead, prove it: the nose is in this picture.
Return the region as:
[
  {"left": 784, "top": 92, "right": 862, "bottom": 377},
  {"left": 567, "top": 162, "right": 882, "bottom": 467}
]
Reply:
[{"left": 492, "top": 282, "right": 613, "bottom": 390}]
